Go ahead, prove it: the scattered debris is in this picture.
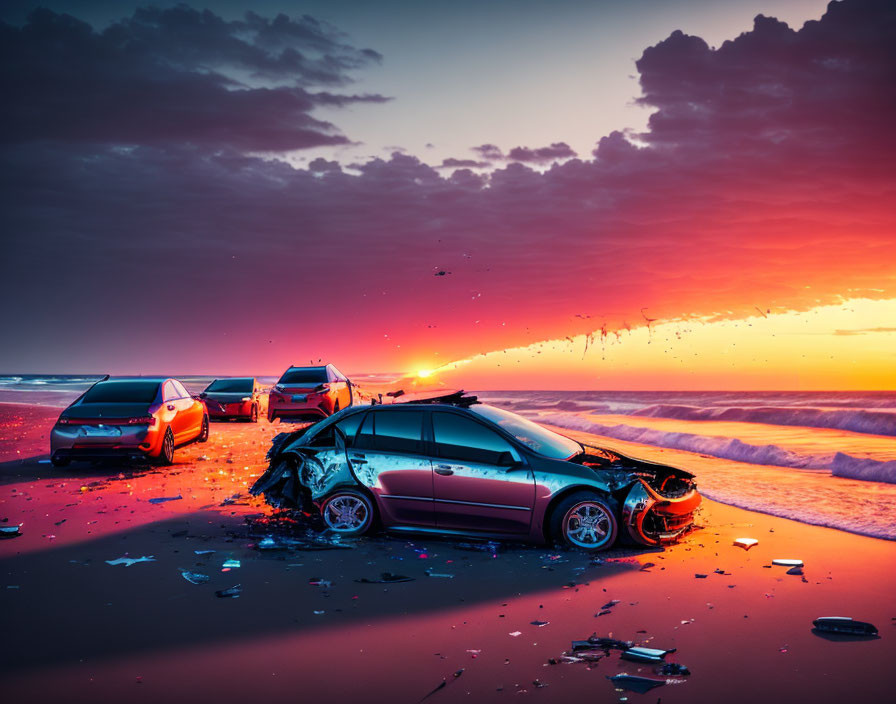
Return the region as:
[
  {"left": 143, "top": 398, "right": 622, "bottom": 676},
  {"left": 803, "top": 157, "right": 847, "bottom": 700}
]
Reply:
[
  {"left": 509, "top": 631, "right": 522, "bottom": 637},
  {"left": 530, "top": 620, "right": 550, "bottom": 627},
  {"left": 148, "top": 495, "right": 182, "bottom": 504},
  {"left": 772, "top": 559, "right": 803, "bottom": 567},
  {"left": 424, "top": 570, "right": 455, "bottom": 579},
  {"left": 733, "top": 538, "right": 759, "bottom": 550},
  {"left": 660, "top": 662, "right": 691, "bottom": 676},
  {"left": 571, "top": 636, "right": 633, "bottom": 651},
  {"left": 215, "top": 585, "right": 242, "bottom": 599},
  {"left": 609, "top": 674, "right": 666, "bottom": 694},
  {"left": 222, "top": 559, "right": 241, "bottom": 569},
  {"left": 180, "top": 571, "right": 210, "bottom": 585},
  {"left": 309, "top": 577, "right": 332, "bottom": 587},
  {"left": 356, "top": 572, "right": 414, "bottom": 584},
  {"left": 812, "top": 617, "right": 879, "bottom": 637},
  {"left": 106, "top": 556, "right": 155, "bottom": 567},
  {"left": 786, "top": 566, "right": 804, "bottom": 575},
  {"left": 695, "top": 573, "right": 708, "bottom": 579},
  {"left": 0, "top": 525, "right": 21, "bottom": 538},
  {"left": 194, "top": 550, "right": 216, "bottom": 555}
]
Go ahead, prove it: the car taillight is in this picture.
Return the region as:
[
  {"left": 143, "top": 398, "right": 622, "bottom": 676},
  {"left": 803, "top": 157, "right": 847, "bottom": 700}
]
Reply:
[
  {"left": 127, "top": 416, "right": 157, "bottom": 426},
  {"left": 241, "top": 396, "right": 252, "bottom": 402},
  {"left": 57, "top": 417, "right": 71, "bottom": 425}
]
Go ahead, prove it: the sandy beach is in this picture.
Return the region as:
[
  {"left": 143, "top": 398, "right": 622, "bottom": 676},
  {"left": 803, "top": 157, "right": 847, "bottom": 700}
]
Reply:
[{"left": 1, "top": 400, "right": 893, "bottom": 703}]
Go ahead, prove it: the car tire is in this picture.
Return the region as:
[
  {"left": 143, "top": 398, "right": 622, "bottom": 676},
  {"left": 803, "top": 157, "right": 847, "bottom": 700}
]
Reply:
[
  {"left": 319, "top": 489, "right": 375, "bottom": 536},
  {"left": 250, "top": 405, "right": 258, "bottom": 423},
  {"left": 158, "top": 428, "right": 175, "bottom": 465},
  {"left": 50, "top": 455, "right": 70, "bottom": 468},
  {"left": 197, "top": 415, "right": 209, "bottom": 443},
  {"left": 550, "top": 491, "right": 619, "bottom": 552}
]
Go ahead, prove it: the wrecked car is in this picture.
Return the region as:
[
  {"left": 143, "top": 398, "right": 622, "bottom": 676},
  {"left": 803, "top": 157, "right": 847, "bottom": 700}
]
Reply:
[{"left": 250, "top": 397, "right": 701, "bottom": 551}]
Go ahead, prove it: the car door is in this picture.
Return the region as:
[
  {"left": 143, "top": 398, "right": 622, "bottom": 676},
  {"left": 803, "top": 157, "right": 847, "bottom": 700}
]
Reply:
[
  {"left": 431, "top": 411, "right": 535, "bottom": 535},
  {"left": 174, "top": 380, "right": 202, "bottom": 439},
  {"left": 348, "top": 409, "right": 434, "bottom": 527},
  {"left": 328, "top": 366, "right": 352, "bottom": 409},
  {"left": 162, "top": 381, "right": 187, "bottom": 442}
]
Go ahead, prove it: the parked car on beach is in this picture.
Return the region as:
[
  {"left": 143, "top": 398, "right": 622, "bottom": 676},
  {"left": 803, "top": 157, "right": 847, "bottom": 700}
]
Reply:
[
  {"left": 267, "top": 364, "right": 353, "bottom": 422},
  {"left": 201, "top": 377, "right": 261, "bottom": 422},
  {"left": 250, "top": 395, "right": 701, "bottom": 551},
  {"left": 50, "top": 377, "right": 208, "bottom": 466}
]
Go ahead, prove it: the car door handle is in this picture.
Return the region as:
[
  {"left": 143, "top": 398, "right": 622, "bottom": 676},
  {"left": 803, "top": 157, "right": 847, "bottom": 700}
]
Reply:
[{"left": 435, "top": 465, "right": 454, "bottom": 476}]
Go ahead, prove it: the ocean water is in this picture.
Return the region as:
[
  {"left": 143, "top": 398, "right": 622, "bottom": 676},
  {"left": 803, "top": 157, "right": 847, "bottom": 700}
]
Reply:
[
  {"left": 2, "top": 377, "right": 894, "bottom": 539},
  {"left": 477, "top": 390, "right": 896, "bottom": 540}
]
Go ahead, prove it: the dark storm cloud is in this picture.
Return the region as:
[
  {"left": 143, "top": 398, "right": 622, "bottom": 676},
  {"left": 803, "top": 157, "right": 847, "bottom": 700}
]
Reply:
[
  {"left": 1, "top": 0, "right": 894, "bottom": 372},
  {"left": 438, "top": 157, "right": 491, "bottom": 169},
  {"left": 0, "top": 6, "right": 387, "bottom": 150}
]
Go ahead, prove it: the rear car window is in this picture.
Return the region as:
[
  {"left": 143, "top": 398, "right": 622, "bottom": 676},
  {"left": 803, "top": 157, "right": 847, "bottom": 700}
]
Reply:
[
  {"left": 433, "top": 412, "right": 514, "bottom": 465},
  {"left": 207, "top": 378, "right": 254, "bottom": 393},
  {"left": 355, "top": 410, "right": 423, "bottom": 454},
  {"left": 82, "top": 381, "right": 159, "bottom": 404},
  {"left": 280, "top": 368, "right": 328, "bottom": 384}
]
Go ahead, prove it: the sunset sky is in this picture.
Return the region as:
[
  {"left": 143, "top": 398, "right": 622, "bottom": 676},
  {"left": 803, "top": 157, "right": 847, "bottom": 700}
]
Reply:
[{"left": 1, "top": 0, "right": 894, "bottom": 388}]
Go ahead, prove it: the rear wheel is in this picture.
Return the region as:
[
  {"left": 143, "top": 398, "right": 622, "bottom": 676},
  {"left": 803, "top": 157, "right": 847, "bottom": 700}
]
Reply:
[
  {"left": 550, "top": 491, "right": 618, "bottom": 551},
  {"left": 158, "top": 428, "right": 175, "bottom": 465},
  {"left": 320, "top": 489, "right": 375, "bottom": 536},
  {"left": 250, "top": 405, "right": 258, "bottom": 423},
  {"left": 197, "top": 415, "right": 209, "bottom": 442}
]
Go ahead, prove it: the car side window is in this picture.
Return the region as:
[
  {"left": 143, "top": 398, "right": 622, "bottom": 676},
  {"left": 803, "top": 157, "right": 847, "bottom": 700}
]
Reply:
[
  {"left": 163, "top": 381, "right": 178, "bottom": 401},
  {"left": 173, "top": 381, "right": 189, "bottom": 398},
  {"left": 335, "top": 412, "right": 366, "bottom": 447},
  {"left": 433, "top": 412, "right": 515, "bottom": 465},
  {"left": 373, "top": 411, "right": 424, "bottom": 454},
  {"left": 354, "top": 412, "right": 376, "bottom": 450}
]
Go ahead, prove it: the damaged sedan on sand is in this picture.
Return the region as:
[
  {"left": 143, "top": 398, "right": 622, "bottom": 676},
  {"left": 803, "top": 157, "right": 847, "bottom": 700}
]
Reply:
[{"left": 250, "top": 395, "right": 701, "bottom": 551}]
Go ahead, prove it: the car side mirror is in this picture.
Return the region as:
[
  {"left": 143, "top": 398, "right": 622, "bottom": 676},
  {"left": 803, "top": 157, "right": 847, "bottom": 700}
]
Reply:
[{"left": 498, "top": 451, "right": 522, "bottom": 469}]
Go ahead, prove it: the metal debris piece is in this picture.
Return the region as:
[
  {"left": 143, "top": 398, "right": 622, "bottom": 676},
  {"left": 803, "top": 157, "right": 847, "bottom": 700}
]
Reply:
[
  {"left": 194, "top": 550, "right": 216, "bottom": 555},
  {"left": 181, "top": 570, "right": 210, "bottom": 585},
  {"left": 621, "top": 646, "right": 676, "bottom": 663},
  {"left": 733, "top": 537, "right": 759, "bottom": 550},
  {"left": 509, "top": 631, "right": 522, "bottom": 637},
  {"left": 425, "top": 569, "right": 455, "bottom": 578},
  {"left": 609, "top": 674, "right": 666, "bottom": 694},
  {"left": 812, "top": 617, "right": 878, "bottom": 636},
  {"left": 772, "top": 559, "right": 803, "bottom": 567},
  {"left": 148, "top": 495, "right": 182, "bottom": 504},
  {"left": 530, "top": 620, "right": 550, "bottom": 627},
  {"left": 106, "top": 555, "right": 155, "bottom": 567},
  {"left": 356, "top": 572, "right": 414, "bottom": 584},
  {"left": 222, "top": 559, "right": 241, "bottom": 569},
  {"left": 215, "top": 585, "right": 242, "bottom": 598},
  {"left": 0, "top": 525, "right": 21, "bottom": 538},
  {"left": 695, "top": 573, "right": 708, "bottom": 578},
  {"left": 786, "top": 566, "right": 804, "bottom": 575}
]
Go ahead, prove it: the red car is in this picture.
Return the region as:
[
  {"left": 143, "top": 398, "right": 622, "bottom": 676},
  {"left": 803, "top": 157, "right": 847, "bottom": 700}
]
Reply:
[
  {"left": 200, "top": 377, "right": 262, "bottom": 422},
  {"left": 50, "top": 377, "right": 208, "bottom": 465},
  {"left": 267, "top": 365, "right": 353, "bottom": 422}
]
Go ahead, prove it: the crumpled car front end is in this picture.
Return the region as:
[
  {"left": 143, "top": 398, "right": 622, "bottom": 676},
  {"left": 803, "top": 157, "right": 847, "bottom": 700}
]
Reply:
[{"left": 575, "top": 445, "right": 701, "bottom": 546}]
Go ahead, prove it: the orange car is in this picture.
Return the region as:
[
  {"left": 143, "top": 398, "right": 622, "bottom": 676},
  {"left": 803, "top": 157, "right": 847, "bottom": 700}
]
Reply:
[
  {"left": 50, "top": 377, "right": 208, "bottom": 466},
  {"left": 267, "top": 364, "right": 353, "bottom": 422}
]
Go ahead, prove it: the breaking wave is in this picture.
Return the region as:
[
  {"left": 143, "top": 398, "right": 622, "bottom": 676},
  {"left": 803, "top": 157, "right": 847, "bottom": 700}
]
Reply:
[
  {"left": 632, "top": 403, "right": 896, "bottom": 436},
  {"left": 529, "top": 412, "right": 896, "bottom": 484}
]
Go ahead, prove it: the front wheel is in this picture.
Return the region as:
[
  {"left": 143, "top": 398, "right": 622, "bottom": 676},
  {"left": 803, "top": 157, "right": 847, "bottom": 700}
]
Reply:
[
  {"left": 319, "top": 489, "right": 375, "bottom": 536},
  {"left": 197, "top": 415, "right": 209, "bottom": 442},
  {"left": 158, "top": 428, "right": 175, "bottom": 465},
  {"left": 550, "top": 491, "right": 619, "bottom": 551}
]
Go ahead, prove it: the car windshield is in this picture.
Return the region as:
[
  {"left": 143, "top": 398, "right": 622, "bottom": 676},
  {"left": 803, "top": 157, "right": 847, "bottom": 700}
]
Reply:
[
  {"left": 206, "top": 378, "right": 253, "bottom": 393},
  {"left": 279, "top": 368, "right": 328, "bottom": 384},
  {"left": 469, "top": 404, "right": 583, "bottom": 459},
  {"left": 81, "top": 381, "right": 159, "bottom": 404}
]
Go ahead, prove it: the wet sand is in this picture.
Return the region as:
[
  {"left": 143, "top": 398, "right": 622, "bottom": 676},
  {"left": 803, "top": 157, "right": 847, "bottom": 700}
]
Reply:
[{"left": 1, "top": 401, "right": 893, "bottom": 703}]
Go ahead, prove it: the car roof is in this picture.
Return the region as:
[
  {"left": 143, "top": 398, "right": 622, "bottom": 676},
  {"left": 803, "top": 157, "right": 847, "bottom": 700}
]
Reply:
[{"left": 96, "top": 377, "right": 166, "bottom": 384}]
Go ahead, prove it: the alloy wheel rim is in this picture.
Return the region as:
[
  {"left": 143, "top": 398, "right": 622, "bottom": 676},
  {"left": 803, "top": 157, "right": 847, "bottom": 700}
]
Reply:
[
  {"left": 164, "top": 431, "right": 174, "bottom": 459},
  {"left": 324, "top": 495, "right": 369, "bottom": 532},
  {"left": 565, "top": 502, "right": 611, "bottom": 548}
]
